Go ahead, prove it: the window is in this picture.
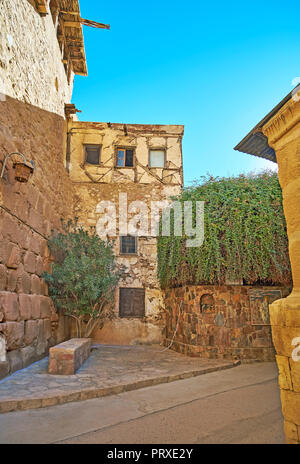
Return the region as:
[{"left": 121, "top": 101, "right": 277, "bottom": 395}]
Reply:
[
  {"left": 116, "top": 148, "right": 134, "bottom": 167},
  {"left": 120, "top": 236, "right": 137, "bottom": 255},
  {"left": 84, "top": 145, "right": 101, "bottom": 165},
  {"left": 119, "top": 288, "right": 145, "bottom": 318},
  {"left": 149, "top": 150, "right": 165, "bottom": 168}
]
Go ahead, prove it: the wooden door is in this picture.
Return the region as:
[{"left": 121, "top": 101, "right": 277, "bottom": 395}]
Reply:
[{"left": 119, "top": 288, "right": 145, "bottom": 318}]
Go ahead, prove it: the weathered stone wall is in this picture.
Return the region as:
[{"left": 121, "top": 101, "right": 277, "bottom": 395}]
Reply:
[
  {"left": 75, "top": 183, "right": 174, "bottom": 345},
  {"left": 0, "top": 0, "right": 74, "bottom": 117},
  {"left": 0, "top": 95, "right": 75, "bottom": 379},
  {"left": 69, "top": 121, "right": 184, "bottom": 345},
  {"left": 164, "top": 285, "right": 291, "bottom": 361}
]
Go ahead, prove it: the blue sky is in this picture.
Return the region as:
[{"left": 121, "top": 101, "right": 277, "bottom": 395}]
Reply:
[{"left": 73, "top": 0, "right": 300, "bottom": 185}]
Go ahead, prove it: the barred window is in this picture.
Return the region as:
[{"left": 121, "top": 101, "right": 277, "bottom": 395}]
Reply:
[{"left": 120, "top": 236, "right": 137, "bottom": 254}]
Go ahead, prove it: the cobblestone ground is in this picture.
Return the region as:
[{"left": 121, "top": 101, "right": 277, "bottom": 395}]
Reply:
[{"left": 0, "top": 345, "right": 237, "bottom": 412}]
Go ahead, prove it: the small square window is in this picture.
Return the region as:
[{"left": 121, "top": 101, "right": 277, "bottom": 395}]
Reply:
[
  {"left": 120, "top": 236, "right": 137, "bottom": 254},
  {"left": 85, "top": 145, "right": 101, "bottom": 165},
  {"left": 149, "top": 150, "right": 165, "bottom": 168},
  {"left": 116, "top": 149, "right": 134, "bottom": 167}
]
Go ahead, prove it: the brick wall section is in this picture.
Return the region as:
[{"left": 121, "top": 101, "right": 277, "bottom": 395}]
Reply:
[
  {"left": 164, "top": 285, "right": 291, "bottom": 361},
  {"left": 0, "top": 96, "right": 74, "bottom": 379}
]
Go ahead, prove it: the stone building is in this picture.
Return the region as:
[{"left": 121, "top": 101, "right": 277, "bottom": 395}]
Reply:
[
  {"left": 236, "top": 89, "right": 300, "bottom": 443},
  {"left": 0, "top": 0, "right": 184, "bottom": 378},
  {"left": 67, "top": 120, "right": 183, "bottom": 345}
]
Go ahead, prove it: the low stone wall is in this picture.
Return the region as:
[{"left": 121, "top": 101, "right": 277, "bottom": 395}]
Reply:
[{"left": 164, "top": 285, "right": 291, "bottom": 361}]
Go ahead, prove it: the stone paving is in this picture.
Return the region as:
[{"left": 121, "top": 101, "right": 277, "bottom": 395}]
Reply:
[{"left": 0, "top": 344, "right": 238, "bottom": 413}]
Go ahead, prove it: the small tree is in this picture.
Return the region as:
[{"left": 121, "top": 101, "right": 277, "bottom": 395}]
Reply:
[{"left": 43, "top": 220, "right": 122, "bottom": 338}]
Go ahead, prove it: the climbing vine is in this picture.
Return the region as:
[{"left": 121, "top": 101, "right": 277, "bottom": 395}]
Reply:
[{"left": 157, "top": 171, "right": 292, "bottom": 288}]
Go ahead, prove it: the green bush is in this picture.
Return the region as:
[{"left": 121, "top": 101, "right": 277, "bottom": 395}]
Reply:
[
  {"left": 157, "top": 171, "right": 292, "bottom": 288},
  {"left": 43, "top": 220, "right": 122, "bottom": 338}
]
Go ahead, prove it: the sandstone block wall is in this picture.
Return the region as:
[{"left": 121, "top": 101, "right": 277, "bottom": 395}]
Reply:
[
  {"left": 261, "top": 97, "right": 300, "bottom": 443},
  {"left": 270, "top": 299, "right": 300, "bottom": 443},
  {"left": 0, "top": 95, "right": 74, "bottom": 379},
  {"left": 164, "top": 285, "right": 291, "bottom": 361}
]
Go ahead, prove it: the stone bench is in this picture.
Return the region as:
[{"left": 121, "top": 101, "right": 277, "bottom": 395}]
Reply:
[{"left": 48, "top": 338, "right": 91, "bottom": 375}]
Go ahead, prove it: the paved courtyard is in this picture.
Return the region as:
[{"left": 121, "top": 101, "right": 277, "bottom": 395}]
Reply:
[
  {"left": 0, "top": 345, "right": 237, "bottom": 413},
  {"left": 0, "top": 362, "right": 283, "bottom": 444}
]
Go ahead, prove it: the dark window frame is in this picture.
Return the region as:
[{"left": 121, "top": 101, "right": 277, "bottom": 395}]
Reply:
[
  {"left": 84, "top": 144, "right": 102, "bottom": 166},
  {"left": 120, "top": 236, "right": 138, "bottom": 255},
  {"left": 148, "top": 148, "right": 166, "bottom": 168},
  {"left": 115, "top": 147, "right": 136, "bottom": 168}
]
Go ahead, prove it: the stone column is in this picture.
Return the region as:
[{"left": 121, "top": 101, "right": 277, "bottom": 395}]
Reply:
[{"left": 263, "top": 97, "right": 300, "bottom": 444}]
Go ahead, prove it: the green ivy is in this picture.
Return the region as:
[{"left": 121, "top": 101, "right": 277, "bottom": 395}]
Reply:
[{"left": 157, "top": 171, "right": 292, "bottom": 288}]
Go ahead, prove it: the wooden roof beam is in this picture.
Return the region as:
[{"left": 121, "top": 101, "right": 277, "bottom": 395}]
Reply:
[
  {"left": 80, "top": 18, "right": 110, "bottom": 30},
  {"left": 34, "top": 0, "right": 48, "bottom": 16},
  {"left": 59, "top": 12, "right": 110, "bottom": 30},
  {"left": 63, "top": 20, "right": 110, "bottom": 30}
]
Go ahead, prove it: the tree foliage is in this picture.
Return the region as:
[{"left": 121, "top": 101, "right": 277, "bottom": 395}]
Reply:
[
  {"left": 157, "top": 172, "right": 292, "bottom": 288},
  {"left": 43, "top": 220, "right": 122, "bottom": 338}
]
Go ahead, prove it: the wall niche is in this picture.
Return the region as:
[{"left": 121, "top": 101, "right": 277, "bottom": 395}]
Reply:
[{"left": 200, "top": 294, "right": 215, "bottom": 313}]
